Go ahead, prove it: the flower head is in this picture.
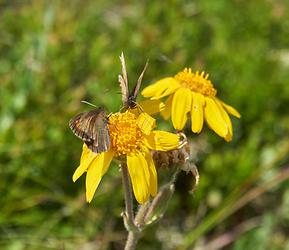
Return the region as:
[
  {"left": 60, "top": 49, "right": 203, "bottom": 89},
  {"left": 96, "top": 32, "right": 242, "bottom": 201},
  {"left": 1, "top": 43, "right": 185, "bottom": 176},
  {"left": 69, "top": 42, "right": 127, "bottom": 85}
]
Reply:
[
  {"left": 73, "top": 110, "right": 180, "bottom": 204},
  {"left": 141, "top": 68, "right": 241, "bottom": 141},
  {"left": 109, "top": 111, "right": 145, "bottom": 156}
]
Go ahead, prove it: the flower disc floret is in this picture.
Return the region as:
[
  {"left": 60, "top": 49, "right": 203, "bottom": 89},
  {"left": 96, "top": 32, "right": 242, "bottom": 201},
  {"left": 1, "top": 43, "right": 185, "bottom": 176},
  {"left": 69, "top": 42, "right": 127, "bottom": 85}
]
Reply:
[
  {"left": 174, "top": 68, "right": 217, "bottom": 96},
  {"left": 108, "top": 112, "right": 144, "bottom": 156}
]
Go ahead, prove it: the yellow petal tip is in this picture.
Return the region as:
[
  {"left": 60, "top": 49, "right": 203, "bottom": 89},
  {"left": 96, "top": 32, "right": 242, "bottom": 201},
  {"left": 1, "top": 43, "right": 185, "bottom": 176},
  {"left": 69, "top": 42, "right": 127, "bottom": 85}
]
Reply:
[
  {"left": 72, "top": 171, "right": 81, "bottom": 182},
  {"left": 86, "top": 193, "right": 93, "bottom": 203}
]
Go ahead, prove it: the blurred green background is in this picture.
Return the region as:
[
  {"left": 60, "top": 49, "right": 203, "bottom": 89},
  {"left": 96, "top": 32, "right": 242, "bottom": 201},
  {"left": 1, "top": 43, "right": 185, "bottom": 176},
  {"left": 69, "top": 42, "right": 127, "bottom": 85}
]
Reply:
[{"left": 1, "top": 0, "right": 289, "bottom": 249}]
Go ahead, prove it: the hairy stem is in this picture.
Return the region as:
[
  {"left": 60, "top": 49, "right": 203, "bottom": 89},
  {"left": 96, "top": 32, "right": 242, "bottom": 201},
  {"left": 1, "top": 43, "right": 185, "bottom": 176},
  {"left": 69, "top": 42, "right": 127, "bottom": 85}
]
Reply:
[
  {"left": 135, "top": 201, "right": 150, "bottom": 226},
  {"left": 121, "top": 162, "right": 134, "bottom": 224},
  {"left": 125, "top": 232, "right": 139, "bottom": 250},
  {"left": 121, "top": 162, "right": 139, "bottom": 250}
]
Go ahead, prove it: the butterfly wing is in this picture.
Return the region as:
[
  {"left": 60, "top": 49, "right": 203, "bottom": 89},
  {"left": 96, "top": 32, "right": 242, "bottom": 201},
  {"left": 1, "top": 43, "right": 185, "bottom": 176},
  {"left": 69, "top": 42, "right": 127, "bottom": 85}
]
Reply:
[
  {"left": 131, "top": 61, "right": 148, "bottom": 100},
  {"left": 69, "top": 107, "right": 110, "bottom": 153},
  {"left": 91, "top": 125, "right": 111, "bottom": 153},
  {"left": 119, "top": 53, "right": 148, "bottom": 108},
  {"left": 119, "top": 52, "right": 129, "bottom": 105}
]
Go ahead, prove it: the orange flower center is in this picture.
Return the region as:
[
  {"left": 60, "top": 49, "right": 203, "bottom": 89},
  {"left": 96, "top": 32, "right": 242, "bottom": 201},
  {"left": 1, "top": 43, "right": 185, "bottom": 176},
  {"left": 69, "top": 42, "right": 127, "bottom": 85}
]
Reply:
[
  {"left": 174, "top": 68, "right": 217, "bottom": 96},
  {"left": 108, "top": 111, "right": 145, "bottom": 157}
]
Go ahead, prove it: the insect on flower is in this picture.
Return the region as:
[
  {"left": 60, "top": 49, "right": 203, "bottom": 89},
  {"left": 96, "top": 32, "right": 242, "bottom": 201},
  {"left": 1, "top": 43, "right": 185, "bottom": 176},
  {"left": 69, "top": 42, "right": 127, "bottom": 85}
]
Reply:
[
  {"left": 118, "top": 53, "right": 156, "bottom": 134},
  {"left": 73, "top": 110, "right": 181, "bottom": 203},
  {"left": 69, "top": 106, "right": 111, "bottom": 153},
  {"left": 71, "top": 54, "right": 182, "bottom": 204}
]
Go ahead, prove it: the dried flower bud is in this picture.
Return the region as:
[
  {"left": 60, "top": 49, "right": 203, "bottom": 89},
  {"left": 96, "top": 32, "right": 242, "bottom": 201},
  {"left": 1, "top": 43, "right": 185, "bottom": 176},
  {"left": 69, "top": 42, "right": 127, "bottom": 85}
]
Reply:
[{"left": 152, "top": 142, "right": 190, "bottom": 169}]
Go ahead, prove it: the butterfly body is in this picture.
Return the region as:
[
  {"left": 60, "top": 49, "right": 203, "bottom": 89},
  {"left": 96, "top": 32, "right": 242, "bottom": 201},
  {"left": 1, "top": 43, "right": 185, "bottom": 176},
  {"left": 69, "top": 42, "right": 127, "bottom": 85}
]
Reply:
[
  {"left": 69, "top": 107, "right": 110, "bottom": 153},
  {"left": 126, "top": 95, "right": 137, "bottom": 109}
]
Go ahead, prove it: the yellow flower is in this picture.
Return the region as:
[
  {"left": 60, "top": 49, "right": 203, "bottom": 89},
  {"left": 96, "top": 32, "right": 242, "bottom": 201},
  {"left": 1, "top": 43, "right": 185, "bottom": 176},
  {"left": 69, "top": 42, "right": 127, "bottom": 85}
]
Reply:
[
  {"left": 141, "top": 68, "right": 241, "bottom": 141},
  {"left": 72, "top": 110, "right": 180, "bottom": 204}
]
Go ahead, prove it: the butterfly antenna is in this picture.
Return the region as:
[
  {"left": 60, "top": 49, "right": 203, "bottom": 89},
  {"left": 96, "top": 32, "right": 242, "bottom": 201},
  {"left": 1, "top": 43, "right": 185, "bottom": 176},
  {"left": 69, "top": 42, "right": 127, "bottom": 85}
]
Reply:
[{"left": 81, "top": 100, "right": 97, "bottom": 108}]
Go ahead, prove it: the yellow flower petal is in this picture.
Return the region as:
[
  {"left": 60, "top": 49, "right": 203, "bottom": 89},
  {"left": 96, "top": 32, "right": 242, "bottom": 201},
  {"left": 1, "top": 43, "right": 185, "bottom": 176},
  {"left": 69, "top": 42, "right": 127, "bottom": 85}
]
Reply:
[
  {"left": 80, "top": 144, "right": 92, "bottom": 164},
  {"left": 220, "top": 99, "right": 241, "bottom": 118},
  {"left": 172, "top": 88, "right": 192, "bottom": 130},
  {"left": 215, "top": 98, "right": 233, "bottom": 141},
  {"left": 127, "top": 153, "right": 150, "bottom": 204},
  {"left": 141, "top": 77, "right": 180, "bottom": 99},
  {"left": 191, "top": 92, "right": 205, "bottom": 133},
  {"left": 204, "top": 97, "right": 228, "bottom": 138},
  {"left": 144, "top": 150, "right": 157, "bottom": 196},
  {"left": 151, "top": 82, "right": 180, "bottom": 100},
  {"left": 137, "top": 112, "right": 156, "bottom": 135},
  {"left": 85, "top": 151, "right": 113, "bottom": 203},
  {"left": 139, "top": 99, "right": 165, "bottom": 115},
  {"left": 73, "top": 144, "right": 97, "bottom": 182},
  {"left": 160, "top": 95, "right": 173, "bottom": 120},
  {"left": 145, "top": 131, "right": 179, "bottom": 151}
]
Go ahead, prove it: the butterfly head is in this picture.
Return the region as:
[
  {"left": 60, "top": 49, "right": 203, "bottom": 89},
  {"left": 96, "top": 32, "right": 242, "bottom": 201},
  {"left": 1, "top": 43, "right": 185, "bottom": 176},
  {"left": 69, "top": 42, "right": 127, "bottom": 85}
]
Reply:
[{"left": 126, "top": 95, "right": 137, "bottom": 108}]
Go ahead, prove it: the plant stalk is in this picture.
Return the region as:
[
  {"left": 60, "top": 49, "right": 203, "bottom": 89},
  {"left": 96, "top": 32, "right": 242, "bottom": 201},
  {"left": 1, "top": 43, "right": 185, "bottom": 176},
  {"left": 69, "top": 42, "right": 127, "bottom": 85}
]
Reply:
[
  {"left": 121, "top": 162, "right": 134, "bottom": 224},
  {"left": 121, "top": 162, "right": 139, "bottom": 250},
  {"left": 125, "top": 232, "right": 139, "bottom": 250}
]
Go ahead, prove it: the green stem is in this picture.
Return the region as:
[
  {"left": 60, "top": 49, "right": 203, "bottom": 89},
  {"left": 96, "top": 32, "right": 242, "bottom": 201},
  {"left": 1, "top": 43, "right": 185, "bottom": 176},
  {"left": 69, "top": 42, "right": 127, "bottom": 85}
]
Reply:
[
  {"left": 121, "top": 162, "right": 134, "bottom": 224},
  {"left": 135, "top": 201, "right": 150, "bottom": 226},
  {"left": 125, "top": 232, "right": 139, "bottom": 250},
  {"left": 121, "top": 159, "right": 181, "bottom": 249},
  {"left": 121, "top": 162, "right": 139, "bottom": 250}
]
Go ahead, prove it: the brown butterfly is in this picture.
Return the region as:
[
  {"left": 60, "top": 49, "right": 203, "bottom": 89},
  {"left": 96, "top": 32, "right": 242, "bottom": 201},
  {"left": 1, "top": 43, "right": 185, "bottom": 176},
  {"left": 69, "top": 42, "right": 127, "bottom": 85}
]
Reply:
[
  {"left": 118, "top": 52, "right": 148, "bottom": 109},
  {"left": 69, "top": 106, "right": 110, "bottom": 153}
]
